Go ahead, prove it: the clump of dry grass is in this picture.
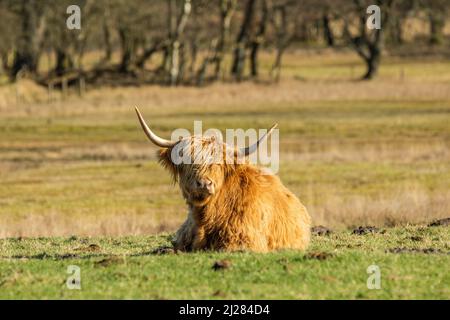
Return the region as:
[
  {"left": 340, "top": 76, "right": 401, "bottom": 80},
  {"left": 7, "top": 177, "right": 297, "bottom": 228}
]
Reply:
[
  {"left": 0, "top": 212, "right": 181, "bottom": 238},
  {"left": 0, "top": 79, "right": 49, "bottom": 110},
  {"left": 310, "top": 185, "right": 450, "bottom": 229},
  {"left": 3, "top": 79, "right": 449, "bottom": 115},
  {"left": 283, "top": 140, "right": 450, "bottom": 164}
]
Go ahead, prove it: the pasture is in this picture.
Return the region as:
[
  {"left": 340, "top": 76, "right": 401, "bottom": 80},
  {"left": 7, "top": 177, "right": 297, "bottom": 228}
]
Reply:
[
  {"left": 0, "top": 51, "right": 449, "bottom": 299},
  {"left": 0, "top": 226, "right": 449, "bottom": 299}
]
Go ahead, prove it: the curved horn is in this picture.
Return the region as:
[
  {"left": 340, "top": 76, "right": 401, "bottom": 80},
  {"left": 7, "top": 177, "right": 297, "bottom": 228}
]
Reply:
[
  {"left": 240, "top": 123, "right": 278, "bottom": 156},
  {"left": 135, "top": 107, "right": 177, "bottom": 148}
]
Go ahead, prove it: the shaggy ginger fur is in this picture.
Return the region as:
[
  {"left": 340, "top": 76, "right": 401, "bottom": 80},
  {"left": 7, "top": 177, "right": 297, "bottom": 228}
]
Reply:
[{"left": 158, "top": 137, "right": 311, "bottom": 252}]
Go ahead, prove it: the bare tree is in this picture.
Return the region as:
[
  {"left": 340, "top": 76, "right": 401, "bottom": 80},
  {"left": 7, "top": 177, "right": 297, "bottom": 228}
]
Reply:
[
  {"left": 343, "top": 0, "right": 395, "bottom": 80},
  {"left": 1, "top": 0, "right": 442, "bottom": 87},
  {"left": 166, "top": 0, "right": 192, "bottom": 85},
  {"left": 249, "top": 0, "right": 269, "bottom": 78},
  {"left": 9, "top": 0, "right": 47, "bottom": 79},
  {"left": 270, "top": 3, "right": 290, "bottom": 82},
  {"left": 322, "top": 13, "right": 335, "bottom": 47},
  {"left": 422, "top": 0, "right": 448, "bottom": 45},
  {"left": 214, "top": 0, "right": 237, "bottom": 80},
  {"left": 0, "top": 2, "right": 17, "bottom": 75},
  {"left": 231, "top": 0, "right": 256, "bottom": 81}
]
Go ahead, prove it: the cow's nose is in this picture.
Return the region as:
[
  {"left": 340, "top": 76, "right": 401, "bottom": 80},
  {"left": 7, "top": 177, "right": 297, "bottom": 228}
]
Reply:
[
  {"left": 195, "top": 179, "right": 213, "bottom": 193},
  {"left": 196, "top": 179, "right": 211, "bottom": 188}
]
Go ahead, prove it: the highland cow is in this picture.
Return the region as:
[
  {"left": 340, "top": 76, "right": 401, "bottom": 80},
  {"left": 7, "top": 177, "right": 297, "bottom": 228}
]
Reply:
[{"left": 135, "top": 107, "right": 311, "bottom": 252}]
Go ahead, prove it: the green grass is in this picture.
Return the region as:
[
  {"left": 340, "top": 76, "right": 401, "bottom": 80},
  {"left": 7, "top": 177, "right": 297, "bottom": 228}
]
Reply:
[
  {"left": 2, "top": 100, "right": 449, "bottom": 143},
  {"left": 0, "top": 226, "right": 448, "bottom": 299}
]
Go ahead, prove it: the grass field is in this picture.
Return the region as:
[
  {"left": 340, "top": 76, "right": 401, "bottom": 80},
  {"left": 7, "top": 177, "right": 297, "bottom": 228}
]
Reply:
[
  {"left": 0, "top": 50, "right": 449, "bottom": 299},
  {"left": 0, "top": 225, "right": 449, "bottom": 299}
]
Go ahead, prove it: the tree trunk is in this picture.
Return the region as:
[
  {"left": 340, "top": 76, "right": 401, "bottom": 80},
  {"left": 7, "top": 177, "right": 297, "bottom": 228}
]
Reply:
[
  {"left": 54, "top": 48, "right": 74, "bottom": 76},
  {"left": 322, "top": 14, "right": 335, "bottom": 47},
  {"left": 102, "top": 21, "right": 112, "bottom": 62},
  {"left": 362, "top": 47, "right": 380, "bottom": 80},
  {"left": 1, "top": 51, "right": 10, "bottom": 74},
  {"left": 101, "top": 3, "right": 112, "bottom": 63},
  {"left": 169, "top": 40, "right": 181, "bottom": 85},
  {"left": 343, "top": 0, "right": 393, "bottom": 80},
  {"left": 391, "top": 16, "right": 403, "bottom": 44},
  {"left": 271, "top": 46, "right": 285, "bottom": 82},
  {"left": 429, "top": 13, "right": 445, "bottom": 45},
  {"left": 196, "top": 39, "right": 218, "bottom": 86},
  {"left": 188, "top": 39, "right": 198, "bottom": 80},
  {"left": 167, "top": 0, "right": 192, "bottom": 85},
  {"left": 159, "top": 46, "right": 170, "bottom": 74},
  {"left": 118, "top": 27, "right": 134, "bottom": 73},
  {"left": 270, "top": 5, "right": 290, "bottom": 82},
  {"left": 231, "top": 0, "right": 256, "bottom": 81},
  {"left": 10, "top": 0, "right": 46, "bottom": 79},
  {"left": 249, "top": 0, "right": 269, "bottom": 78},
  {"left": 214, "top": 0, "right": 237, "bottom": 80}
]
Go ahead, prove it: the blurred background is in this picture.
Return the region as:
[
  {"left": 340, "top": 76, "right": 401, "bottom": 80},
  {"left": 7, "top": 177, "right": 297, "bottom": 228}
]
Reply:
[{"left": 0, "top": 0, "right": 449, "bottom": 237}]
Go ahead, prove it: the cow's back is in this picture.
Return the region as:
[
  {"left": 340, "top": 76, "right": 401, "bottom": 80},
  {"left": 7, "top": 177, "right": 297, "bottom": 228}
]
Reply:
[
  {"left": 200, "top": 165, "right": 311, "bottom": 252},
  {"left": 250, "top": 169, "right": 311, "bottom": 251}
]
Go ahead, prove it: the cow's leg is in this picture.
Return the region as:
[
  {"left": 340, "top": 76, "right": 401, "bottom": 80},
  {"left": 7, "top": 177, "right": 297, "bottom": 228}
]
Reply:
[
  {"left": 191, "top": 226, "right": 208, "bottom": 251},
  {"left": 172, "top": 212, "right": 197, "bottom": 252}
]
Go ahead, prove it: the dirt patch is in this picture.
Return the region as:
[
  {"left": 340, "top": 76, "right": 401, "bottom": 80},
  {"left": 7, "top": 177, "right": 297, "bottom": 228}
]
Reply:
[
  {"left": 212, "top": 259, "right": 232, "bottom": 271},
  {"left": 59, "top": 254, "right": 78, "bottom": 259},
  {"left": 410, "top": 236, "right": 423, "bottom": 242},
  {"left": 7, "top": 253, "right": 82, "bottom": 260},
  {"left": 312, "top": 226, "right": 332, "bottom": 236},
  {"left": 87, "top": 244, "right": 101, "bottom": 251},
  {"left": 95, "top": 256, "right": 124, "bottom": 267},
  {"left": 151, "top": 246, "right": 176, "bottom": 255},
  {"left": 305, "top": 251, "right": 334, "bottom": 260},
  {"left": 387, "top": 247, "right": 447, "bottom": 254},
  {"left": 212, "top": 290, "right": 226, "bottom": 297},
  {"left": 428, "top": 218, "right": 450, "bottom": 227},
  {"left": 352, "top": 226, "right": 380, "bottom": 235},
  {"left": 75, "top": 244, "right": 101, "bottom": 252}
]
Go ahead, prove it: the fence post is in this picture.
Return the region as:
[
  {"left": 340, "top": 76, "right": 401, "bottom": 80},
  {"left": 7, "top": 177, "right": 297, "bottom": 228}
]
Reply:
[
  {"left": 48, "top": 81, "right": 54, "bottom": 103},
  {"left": 78, "top": 76, "right": 85, "bottom": 97},
  {"left": 15, "top": 81, "right": 20, "bottom": 106},
  {"left": 62, "top": 77, "right": 68, "bottom": 99}
]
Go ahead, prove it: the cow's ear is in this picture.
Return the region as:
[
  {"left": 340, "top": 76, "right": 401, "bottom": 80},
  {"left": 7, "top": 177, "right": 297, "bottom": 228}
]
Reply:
[{"left": 158, "top": 148, "right": 178, "bottom": 182}]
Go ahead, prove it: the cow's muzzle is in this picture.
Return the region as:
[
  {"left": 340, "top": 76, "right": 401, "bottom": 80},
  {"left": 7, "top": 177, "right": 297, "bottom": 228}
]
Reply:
[{"left": 194, "top": 178, "right": 214, "bottom": 195}]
